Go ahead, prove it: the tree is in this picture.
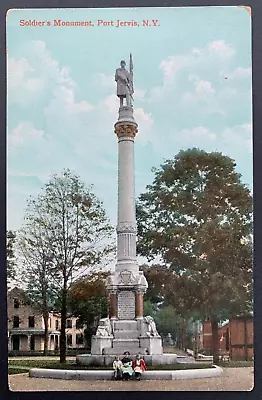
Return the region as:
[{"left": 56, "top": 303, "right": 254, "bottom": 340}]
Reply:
[
  {"left": 21, "top": 169, "right": 114, "bottom": 362},
  {"left": 142, "top": 264, "right": 201, "bottom": 351},
  {"left": 142, "top": 264, "right": 174, "bottom": 304},
  {"left": 69, "top": 271, "right": 109, "bottom": 348},
  {"left": 17, "top": 229, "right": 60, "bottom": 355},
  {"left": 136, "top": 149, "right": 253, "bottom": 363},
  {"left": 6, "top": 230, "right": 16, "bottom": 287}
]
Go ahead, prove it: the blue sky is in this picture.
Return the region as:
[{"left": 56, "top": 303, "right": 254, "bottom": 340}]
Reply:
[{"left": 7, "top": 7, "right": 252, "bottom": 231}]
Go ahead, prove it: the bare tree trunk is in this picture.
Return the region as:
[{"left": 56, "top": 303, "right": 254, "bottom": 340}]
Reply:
[
  {"left": 181, "top": 318, "right": 186, "bottom": 351},
  {"left": 193, "top": 322, "right": 198, "bottom": 359},
  {"left": 60, "top": 285, "right": 67, "bottom": 363},
  {"left": 211, "top": 317, "right": 219, "bottom": 365}
]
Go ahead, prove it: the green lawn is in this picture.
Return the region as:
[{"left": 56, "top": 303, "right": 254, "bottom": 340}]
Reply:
[
  {"left": 8, "top": 359, "right": 214, "bottom": 370},
  {"left": 8, "top": 367, "right": 30, "bottom": 375},
  {"left": 8, "top": 359, "right": 253, "bottom": 371},
  {"left": 219, "top": 360, "right": 254, "bottom": 368}
]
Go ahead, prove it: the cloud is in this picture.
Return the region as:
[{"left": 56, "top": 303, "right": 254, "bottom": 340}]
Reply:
[
  {"left": 134, "top": 108, "right": 154, "bottom": 145},
  {"left": 8, "top": 122, "right": 44, "bottom": 148},
  {"left": 227, "top": 67, "right": 252, "bottom": 80},
  {"left": 7, "top": 58, "right": 45, "bottom": 106},
  {"left": 97, "top": 73, "right": 116, "bottom": 89},
  {"left": 195, "top": 80, "right": 215, "bottom": 96},
  {"left": 29, "top": 40, "right": 74, "bottom": 86},
  {"left": 134, "top": 88, "right": 146, "bottom": 100},
  {"left": 207, "top": 40, "right": 235, "bottom": 58},
  {"left": 103, "top": 94, "right": 119, "bottom": 114},
  {"left": 176, "top": 124, "right": 252, "bottom": 157},
  {"left": 180, "top": 126, "right": 216, "bottom": 142},
  {"left": 159, "top": 55, "right": 189, "bottom": 83},
  {"left": 221, "top": 123, "right": 252, "bottom": 153},
  {"left": 45, "top": 86, "right": 94, "bottom": 116},
  {"left": 148, "top": 39, "right": 236, "bottom": 106},
  {"left": 7, "top": 40, "right": 74, "bottom": 106}
]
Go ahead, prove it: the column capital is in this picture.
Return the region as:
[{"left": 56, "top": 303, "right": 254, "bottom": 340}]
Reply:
[
  {"left": 135, "top": 287, "right": 147, "bottom": 294},
  {"left": 114, "top": 123, "right": 138, "bottom": 139},
  {"left": 117, "top": 222, "right": 137, "bottom": 234},
  {"left": 108, "top": 288, "right": 118, "bottom": 295}
]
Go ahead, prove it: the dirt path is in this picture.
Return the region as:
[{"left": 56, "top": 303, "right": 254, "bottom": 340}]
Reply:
[{"left": 8, "top": 367, "right": 254, "bottom": 391}]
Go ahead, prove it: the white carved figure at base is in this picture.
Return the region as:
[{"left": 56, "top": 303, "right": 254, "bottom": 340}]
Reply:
[
  {"left": 95, "top": 317, "right": 112, "bottom": 337},
  {"left": 144, "top": 316, "right": 160, "bottom": 337}
]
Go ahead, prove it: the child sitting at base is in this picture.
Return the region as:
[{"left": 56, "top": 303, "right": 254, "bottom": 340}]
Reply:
[
  {"left": 113, "top": 356, "right": 123, "bottom": 380},
  {"left": 121, "top": 351, "right": 133, "bottom": 380},
  {"left": 132, "top": 353, "right": 146, "bottom": 380}
]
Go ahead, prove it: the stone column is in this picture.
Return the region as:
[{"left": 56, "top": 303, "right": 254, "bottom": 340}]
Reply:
[
  {"left": 115, "top": 115, "right": 138, "bottom": 275},
  {"left": 135, "top": 290, "right": 144, "bottom": 319},
  {"left": 27, "top": 334, "right": 31, "bottom": 352},
  {"left": 8, "top": 334, "right": 12, "bottom": 352},
  {"left": 109, "top": 290, "right": 117, "bottom": 319}
]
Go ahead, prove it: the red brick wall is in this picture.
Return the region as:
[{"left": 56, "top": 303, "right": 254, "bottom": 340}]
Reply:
[
  {"left": 203, "top": 321, "right": 229, "bottom": 350},
  {"left": 230, "top": 317, "right": 253, "bottom": 360},
  {"left": 203, "top": 321, "right": 212, "bottom": 349},
  {"left": 203, "top": 317, "right": 253, "bottom": 360}
]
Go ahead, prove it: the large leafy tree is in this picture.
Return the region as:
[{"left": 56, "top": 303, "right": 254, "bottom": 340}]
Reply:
[
  {"left": 136, "top": 149, "right": 253, "bottom": 363},
  {"left": 21, "top": 169, "right": 114, "bottom": 362},
  {"left": 69, "top": 271, "right": 109, "bottom": 349},
  {"left": 142, "top": 264, "right": 173, "bottom": 304},
  {"left": 6, "top": 230, "right": 16, "bottom": 287},
  {"left": 142, "top": 264, "right": 199, "bottom": 351}
]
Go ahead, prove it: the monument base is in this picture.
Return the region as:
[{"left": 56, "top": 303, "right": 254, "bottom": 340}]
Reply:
[
  {"left": 76, "top": 353, "right": 180, "bottom": 367},
  {"left": 91, "top": 317, "right": 164, "bottom": 356}
]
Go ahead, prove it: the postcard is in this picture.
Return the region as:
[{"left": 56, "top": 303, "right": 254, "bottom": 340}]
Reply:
[{"left": 6, "top": 6, "right": 253, "bottom": 392}]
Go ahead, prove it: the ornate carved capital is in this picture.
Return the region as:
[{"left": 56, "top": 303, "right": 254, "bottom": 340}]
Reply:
[
  {"left": 114, "top": 123, "right": 138, "bottom": 138},
  {"left": 109, "top": 288, "right": 118, "bottom": 295},
  {"left": 117, "top": 222, "right": 137, "bottom": 234},
  {"left": 135, "top": 287, "right": 147, "bottom": 295}
]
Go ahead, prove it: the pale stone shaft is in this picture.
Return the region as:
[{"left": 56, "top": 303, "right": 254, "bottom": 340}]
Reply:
[{"left": 117, "top": 136, "right": 135, "bottom": 224}]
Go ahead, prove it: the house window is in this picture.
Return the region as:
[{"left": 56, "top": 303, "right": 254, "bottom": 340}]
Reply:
[
  {"left": 49, "top": 318, "right": 52, "bottom": 329},
  {"left": 76, "top": 320, "right": 83, "bottom": 329},
  {"left": 13, "top": 299, "right": 19, "bottom": 309},
  {"left": 76, "top": 333, "right": 84, "bottom": 345},
  {"left": 66, "top": 319, "right": 72, "bottom": 329},
  {"left": 13, "top": 316, "right": 19, "bottom": 328},
  {"left": 30, "top": 336, "right": 35, "bottom": 351},
  {"left": 55, "top": 320, "right": 59, "bottom": 330},
  {"left": 66, "top": 334, "right": 72, "bottom": 346},
  {"left": 28, "top": 316, "right": 35, "bottom": 328}
]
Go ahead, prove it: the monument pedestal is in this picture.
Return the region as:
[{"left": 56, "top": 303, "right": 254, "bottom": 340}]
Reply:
[
  {"left": 91, "top": 316, "right": 163, "bottom": 356},
  {"left": 79, "top": 64, "right": 166, "bottom": 366},
  {"left": 88, "top": 103, "right": 164, "bottom": 360}
]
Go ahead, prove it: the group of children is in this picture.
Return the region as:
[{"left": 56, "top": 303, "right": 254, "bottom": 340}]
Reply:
[{"left": 113, "top": 351, "right": 147, "bottom": 381}]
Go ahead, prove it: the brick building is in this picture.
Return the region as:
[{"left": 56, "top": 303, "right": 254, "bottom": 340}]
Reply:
[
  {"left": 202, "top": 316, "right": 253, "bottom": 360},
  {"left": 202, "top": 320, "right": 230, "bottom": 351},
  {"left": 8, "top": 287, "right": 85, "bottom": 353}
]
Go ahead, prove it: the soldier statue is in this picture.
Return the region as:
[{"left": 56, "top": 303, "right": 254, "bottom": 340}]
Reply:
[{"left": 115, "top": 54, "right": 134, "bottom": 107}]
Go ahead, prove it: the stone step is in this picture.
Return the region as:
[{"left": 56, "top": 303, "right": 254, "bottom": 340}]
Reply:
[
  {"left": 103, "top": 347, "right": 144, "bottom": 355},
  {"left": 113, "top": 339, "right": 139, "bottom": 348},
  {"left": 114, "top": 320, "right": 138, "bottom": 331},
  {"left": 114, "top": 330, "right": 139, "bottom": 339}
]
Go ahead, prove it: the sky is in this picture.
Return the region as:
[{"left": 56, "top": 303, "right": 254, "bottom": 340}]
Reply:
[{"left": 7, "top": 6, "right": 252, "bottom": 232}]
